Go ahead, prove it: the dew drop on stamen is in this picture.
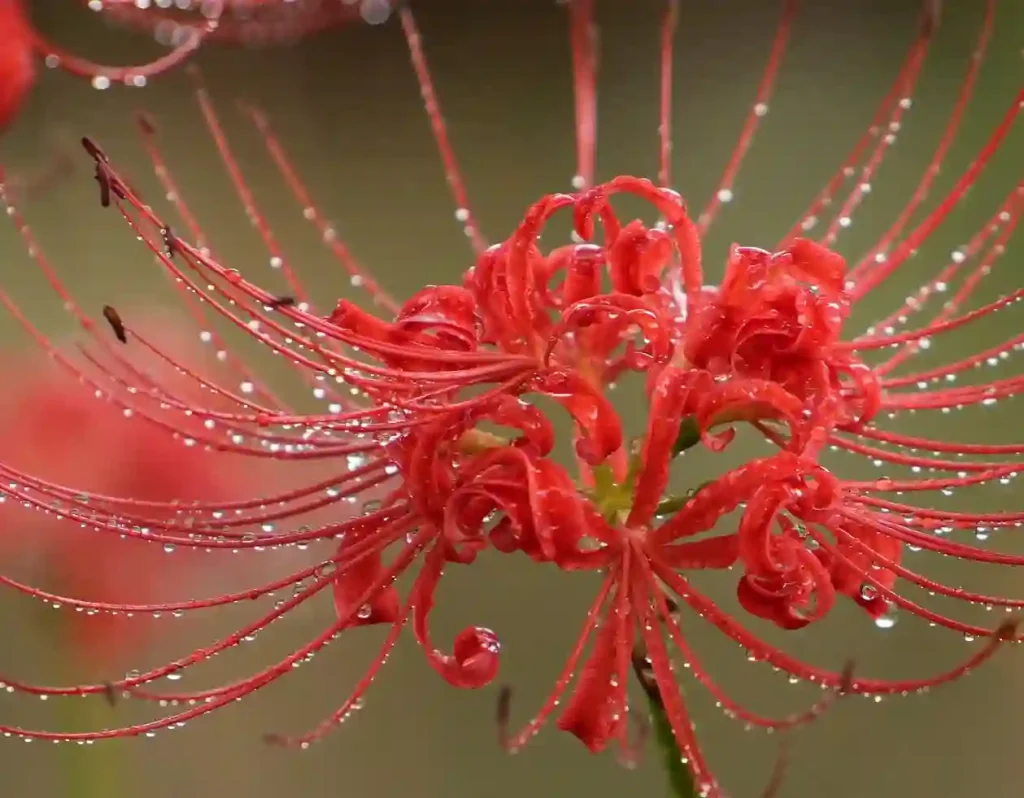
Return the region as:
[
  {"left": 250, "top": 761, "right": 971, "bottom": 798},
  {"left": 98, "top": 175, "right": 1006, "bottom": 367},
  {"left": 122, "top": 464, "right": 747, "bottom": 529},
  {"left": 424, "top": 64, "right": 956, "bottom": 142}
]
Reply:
[{"left": 874, "top": 603, "right": 898, "bottom": 630}]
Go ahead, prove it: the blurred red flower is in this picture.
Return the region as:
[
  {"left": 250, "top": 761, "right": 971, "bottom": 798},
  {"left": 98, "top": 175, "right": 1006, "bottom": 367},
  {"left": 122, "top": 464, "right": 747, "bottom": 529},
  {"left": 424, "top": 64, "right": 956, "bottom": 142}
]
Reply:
[
  {"left": 0, "top": 312, "right": 273, "bottom": 667},
  {"left": 1, "top": 0, "right": 394, "bottom": 134},
  {"left": 0, "top": 1, "right": 1021, "bottom": 796},
  {"left": 0, "top": 0, "right": 35, "bottom": 132},
  {"left": 92, "top": 0, "right": 395, "bottom": 46}
]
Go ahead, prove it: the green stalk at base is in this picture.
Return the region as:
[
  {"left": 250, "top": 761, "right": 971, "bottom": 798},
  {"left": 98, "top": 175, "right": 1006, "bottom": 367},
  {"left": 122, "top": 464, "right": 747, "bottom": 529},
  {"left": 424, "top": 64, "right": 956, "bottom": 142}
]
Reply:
[
  {"left": 631, "top": 640, "right": 793, "bottom": 798},
  {"left": 59, "top": 692, "right": 124, "bottom": 798},
  {"left": 631, "top": 646, "right": 698, "bottom": 798},
  {"left": 54, "top": 633, "right": 127, "bottom": 798}
]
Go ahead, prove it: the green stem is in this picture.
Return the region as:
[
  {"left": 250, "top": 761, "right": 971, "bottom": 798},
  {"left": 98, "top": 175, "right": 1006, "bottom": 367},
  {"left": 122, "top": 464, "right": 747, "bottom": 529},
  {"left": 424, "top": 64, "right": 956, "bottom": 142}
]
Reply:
[
  {"left": 54, "top": 633, "right": 126, "bottom": 798},
  {"left": 672, "top": 416, "right": 701, "bottom": 456},
  {"left": 633, "top": 648, "right": 698, "bottom": 798},
  {"left": 672, "top": 412, "right": 788, "bottom": 458},
  {"left": 59, "top": 693, "right": 124, "bottom": 798},
  {"left": 648, "top": 693, "right": 698, "bottom": 798}
]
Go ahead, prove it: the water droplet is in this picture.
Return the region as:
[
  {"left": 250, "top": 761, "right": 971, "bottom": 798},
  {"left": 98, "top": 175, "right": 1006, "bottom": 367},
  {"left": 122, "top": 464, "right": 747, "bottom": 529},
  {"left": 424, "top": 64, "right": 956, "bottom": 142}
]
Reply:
[{"left": 874, "top": 603, "right": 898, "bottom": 630}]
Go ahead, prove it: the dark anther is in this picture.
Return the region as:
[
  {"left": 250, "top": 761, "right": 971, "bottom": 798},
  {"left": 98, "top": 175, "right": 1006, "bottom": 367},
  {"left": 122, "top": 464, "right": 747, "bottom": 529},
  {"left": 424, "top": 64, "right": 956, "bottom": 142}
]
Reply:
[
  {"left": 80, "top": 137, "right": 106, "bottom": 162},
  {"left": 660, "top": 596, "right": 680, "bottom": 621},
  {"left": 81, "top": 137, "right": 129, "bottom": 207},
  {"left": 267, "top": 295, "right": 296, "bottom": 309},
  {"left": 839, "top": 659, "right": 856, "bottom": 695},
  {"left": 760, "top": 739, "right": 792, "bottom": 798},
  {"left": 110, "top": 176, "right": 127, "bottom": 202},
  {"left": 136, "top": 112, "right": 157, "bottom": 136},
  {"left": 630, "top": 644, "right": 660, "bottom": 704},
  {"left": 496, "top": 685, "right": 513, "bottom": 748},
  {"left": 93, "top": 165, "right": 110, "bottom": 208},
  {"left": 102, "top": 305, "right": 128, "bottom": 344},
  {"left": 630, "top": 598, "right": 681, "bottom": 704},
  {"left": 102, "top": 681, "right": 118, "bottom": 706},
  {"left": 920, "top": 0, "right": 941, "bottom": 36},
  {"left": 160, "top": 226, "right": 178, "bottom": 258}
]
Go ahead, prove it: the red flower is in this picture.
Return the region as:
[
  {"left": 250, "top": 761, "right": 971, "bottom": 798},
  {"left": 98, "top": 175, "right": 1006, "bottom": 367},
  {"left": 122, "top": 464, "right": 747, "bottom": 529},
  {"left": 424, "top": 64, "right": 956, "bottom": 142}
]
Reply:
[
  {"left": 1, "top": 2, "right": 1022, "bottom": 796},
  {"left": 92, "top": 0, "right": 396, "bottom": 46},
  {"left": 1, "top": 0, "right": 392, "bottom": 134},
  {"left": 0, "top": 0, "right": 214, "bottom": 135},
  {"left": 0, "top": 0, "right": 34, "bottom": 132},
  {"left": 682, "top": 239, "right": 879, "bottom": 428},
  {"left": 0, "top": 312, "right": 274, "bottom": 667}
]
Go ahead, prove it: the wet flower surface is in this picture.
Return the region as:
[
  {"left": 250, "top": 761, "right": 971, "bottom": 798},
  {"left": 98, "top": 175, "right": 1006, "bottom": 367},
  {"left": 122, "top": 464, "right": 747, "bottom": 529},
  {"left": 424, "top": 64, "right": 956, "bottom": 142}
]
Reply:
[{"left": 0, "top": 1, "right": 1022, "bottom": 796}]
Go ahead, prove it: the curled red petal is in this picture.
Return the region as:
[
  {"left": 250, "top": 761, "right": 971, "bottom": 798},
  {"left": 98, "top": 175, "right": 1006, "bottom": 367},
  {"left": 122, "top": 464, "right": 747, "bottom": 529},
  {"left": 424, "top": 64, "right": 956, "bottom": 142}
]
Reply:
[
  {"left": 331, "top": 550, "right": 400, "bottom": 627},
  {"left": 413, "top": 547, "right": 501, "bottom": 689},
  {"left": 534, "top": 370, "right": 622, "bottom": 465},
  {"left": 786, "top": 237, "right": 848, "bottom": 295}
]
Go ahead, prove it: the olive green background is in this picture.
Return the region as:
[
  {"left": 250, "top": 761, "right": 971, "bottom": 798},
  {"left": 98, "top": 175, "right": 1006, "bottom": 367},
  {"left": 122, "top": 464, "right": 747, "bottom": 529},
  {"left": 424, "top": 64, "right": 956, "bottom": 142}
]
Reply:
[{"left": 0, "top": 1, "right": 1022, "bottom": 796}]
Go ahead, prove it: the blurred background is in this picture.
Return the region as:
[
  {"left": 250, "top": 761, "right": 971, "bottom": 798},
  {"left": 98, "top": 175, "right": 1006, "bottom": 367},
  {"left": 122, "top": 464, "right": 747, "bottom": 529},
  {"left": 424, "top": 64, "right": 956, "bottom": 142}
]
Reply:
[{"left": 0, "top": 1, "right": 1022, "bottom": 796}]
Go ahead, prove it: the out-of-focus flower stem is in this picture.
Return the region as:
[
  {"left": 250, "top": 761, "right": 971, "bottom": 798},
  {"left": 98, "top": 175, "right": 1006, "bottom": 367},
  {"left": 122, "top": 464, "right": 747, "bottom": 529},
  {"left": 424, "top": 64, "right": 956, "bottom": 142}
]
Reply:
[
  {"left": 55, "top": 636, "right": 126, "bottom": 798},
  {"left": 59, "top": 695, "right": 124, "bottom": 798}
]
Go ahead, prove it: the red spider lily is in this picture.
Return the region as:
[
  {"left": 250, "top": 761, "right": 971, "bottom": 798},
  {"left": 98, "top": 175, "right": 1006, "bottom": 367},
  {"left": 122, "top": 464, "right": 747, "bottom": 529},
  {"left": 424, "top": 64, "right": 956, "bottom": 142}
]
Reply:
[
  {"left": 0, "top": 312, "right": 276, "bottom": 667},
  {"left": 0, "top": 0, "right": 396, "bottom": 134},
  {"left": 89, "top": 0, "right": 395, "bottom": 47},
  {"left": 0, "top": 0, "right": 35, "bottom": 131},
  {"left": 0, "top": 1, "right": 1022, "bottom": 796},
  {"left": 0, "top": 0, "right": 239, "bottom": 134}
]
